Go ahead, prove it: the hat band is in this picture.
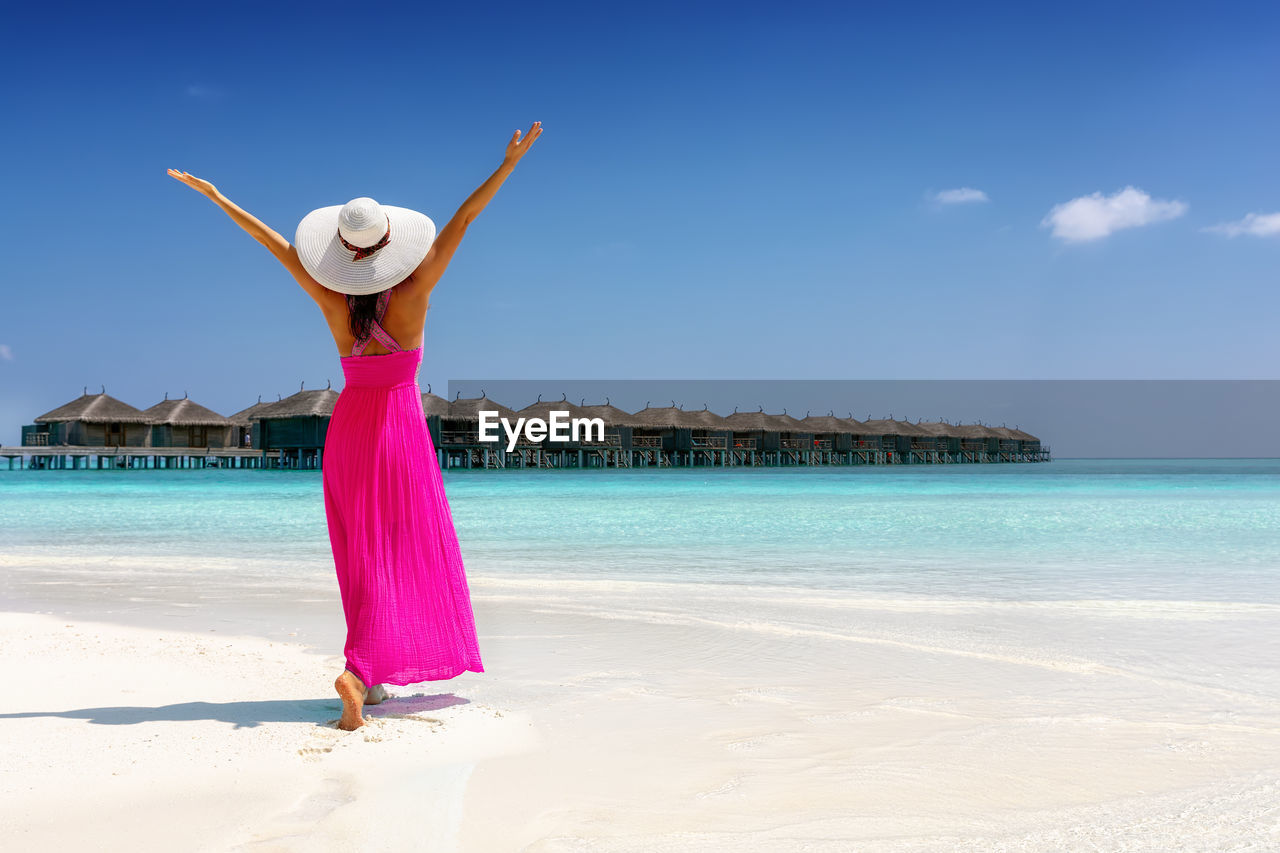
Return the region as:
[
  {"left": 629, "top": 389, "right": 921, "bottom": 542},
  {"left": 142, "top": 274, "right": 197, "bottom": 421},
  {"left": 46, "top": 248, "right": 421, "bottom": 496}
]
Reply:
[{"left": 338, "top": 215, "right": 391, "bottom": 261}]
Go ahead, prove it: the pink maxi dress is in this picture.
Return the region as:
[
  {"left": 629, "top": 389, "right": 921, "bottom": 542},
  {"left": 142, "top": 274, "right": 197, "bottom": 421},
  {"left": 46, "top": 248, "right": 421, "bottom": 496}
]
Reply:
[{"left": 322, "top": 284, "right": 484, "bottom": 687}]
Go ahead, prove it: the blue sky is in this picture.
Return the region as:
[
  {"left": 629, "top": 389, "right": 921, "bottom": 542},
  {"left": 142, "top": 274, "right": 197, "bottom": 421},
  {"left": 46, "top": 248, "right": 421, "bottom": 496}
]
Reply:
[{"left": 1, "top": 1, "right": 1277, "bottom": 441}]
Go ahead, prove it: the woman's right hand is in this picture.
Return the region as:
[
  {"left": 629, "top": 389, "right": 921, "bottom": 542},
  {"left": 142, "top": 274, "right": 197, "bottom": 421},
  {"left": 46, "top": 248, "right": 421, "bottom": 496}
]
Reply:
[
  {"left": 504, "top": 121, "right": 543, "bottom": 166},
  {"left": 167, "top": 169, "right": 220, "bottom": 200}
]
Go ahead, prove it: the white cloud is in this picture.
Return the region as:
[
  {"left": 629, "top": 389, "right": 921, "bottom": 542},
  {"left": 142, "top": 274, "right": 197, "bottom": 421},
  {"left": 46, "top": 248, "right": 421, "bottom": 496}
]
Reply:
[
  {"left": 1201, "top": 212, "right": 1280, "bottom": 238},
  {"left": 934, "top": 187, "right": 989, "bottom": 204},
  {"left": 0, "top": 344, "right": 11, "bottom": 360},
  {"left": 1041, "top": 186, "right": 1187, "bottom": 243}
]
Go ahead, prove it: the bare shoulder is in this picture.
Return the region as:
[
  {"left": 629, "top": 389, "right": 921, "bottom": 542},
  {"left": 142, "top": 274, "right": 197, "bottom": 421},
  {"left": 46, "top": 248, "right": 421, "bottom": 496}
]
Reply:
[{"left": 399, "top": 216, "right": 467, "bottom": 303}]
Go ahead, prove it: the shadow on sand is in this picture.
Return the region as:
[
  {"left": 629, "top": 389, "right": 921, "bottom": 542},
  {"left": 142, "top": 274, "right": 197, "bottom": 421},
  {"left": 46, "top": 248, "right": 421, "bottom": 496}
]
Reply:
[{"left": 0, "top": 692, "right": 471, "bottom": 729}]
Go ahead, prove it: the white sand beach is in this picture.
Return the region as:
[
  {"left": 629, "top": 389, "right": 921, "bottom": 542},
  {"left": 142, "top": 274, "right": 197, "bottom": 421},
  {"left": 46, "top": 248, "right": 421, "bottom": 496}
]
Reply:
[{"left": 3, "top": 576, "right": 1280, "bottom": 851}]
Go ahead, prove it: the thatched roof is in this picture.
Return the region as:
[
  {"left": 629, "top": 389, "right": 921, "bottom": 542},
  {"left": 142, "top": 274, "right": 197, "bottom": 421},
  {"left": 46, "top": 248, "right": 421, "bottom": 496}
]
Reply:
[
  {"left": 770, "top": 411, "right": 809, "bottom": 432},
  {"left": 800, "top": 414, "right": 853, "bottom": 434},
  {"left": 421, "top": 391, "right": 450, "bottom": 418},
  {"left": 723, "top": 410, "right": 802, "bottom": 432},
  {"left": 626, "top": 403, "right": 731, "bottom": 430},
  {"left": 516, "top": 397, "right": 598, "bottom": 423},
  {"left": 446, "top": 395, "right": 518, "bottom": 423},
  {"left": 141, "top": 396, "right": 231, "bottom": 426},
  {"left": 228, "top": 398, "right": 276, "bottom": 425},
  {"left": 34, "top": 392, "right": 149, "bottom": 424},
  {"left": 578, "top": 399, "right": 644, "bottom": 428},
  {"left": 678, "top": 406, "right": 732, "bottom": 430},
  {"left": 840, "top": 417, "right": 875, "bottom": 434},
  {"left": 629, "top": 404, "right": 687, "bottom": 430},
  {"left": 913, "top": 420, "right": 963, "bottom": 438},
  {"left": 810, "top": 414, "right": 877, "bottom": 435},
  {"left": 257, "top": 388, "right": 340, "bottom": 419},
  {"left": 952, "top": 423, "right": 997, "bottom": 439},
  {"left": 990, "top": 426, "right": 1035, "bottom": 442},
  {"left": 723, "top": 410, "right": 772, "bottom": 432},
  {"left": 860, "top": 418, "right": 928, "bottom": 436}
]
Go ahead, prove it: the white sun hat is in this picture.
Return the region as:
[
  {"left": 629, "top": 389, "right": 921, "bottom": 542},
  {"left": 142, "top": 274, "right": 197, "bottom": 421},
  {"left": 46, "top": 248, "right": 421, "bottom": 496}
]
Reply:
[{"left": 295, "top": 197, "right": 436, "bottom": 295}]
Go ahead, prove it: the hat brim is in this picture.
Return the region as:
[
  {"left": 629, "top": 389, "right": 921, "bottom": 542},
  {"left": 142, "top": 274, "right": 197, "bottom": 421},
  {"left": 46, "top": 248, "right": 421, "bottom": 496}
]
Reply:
[{"left": 295, "top": 204, "right": 436, "bottom": 295}]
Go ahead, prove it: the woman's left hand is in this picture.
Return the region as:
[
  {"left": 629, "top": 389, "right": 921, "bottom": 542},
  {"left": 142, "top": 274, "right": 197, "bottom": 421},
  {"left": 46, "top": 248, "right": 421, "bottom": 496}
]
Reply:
[
  {"left": 504, "top": 121, "right": 543, "bottom": 166},
  {"left": 167, "top": 169, "right": 220, "bottom": 200}
]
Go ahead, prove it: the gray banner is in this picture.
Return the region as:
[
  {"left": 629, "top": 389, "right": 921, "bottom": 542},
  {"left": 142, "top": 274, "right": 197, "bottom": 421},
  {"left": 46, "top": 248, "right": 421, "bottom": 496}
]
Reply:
[{"left": 443, "top": 379, "right": 1280, "bottom": 459}]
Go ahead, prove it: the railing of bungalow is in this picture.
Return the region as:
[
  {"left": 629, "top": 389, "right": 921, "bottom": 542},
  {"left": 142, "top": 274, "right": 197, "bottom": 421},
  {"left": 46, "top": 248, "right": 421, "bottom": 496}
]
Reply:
[{"left": 580, "top": 432, "right": 622, "bottom": 446}]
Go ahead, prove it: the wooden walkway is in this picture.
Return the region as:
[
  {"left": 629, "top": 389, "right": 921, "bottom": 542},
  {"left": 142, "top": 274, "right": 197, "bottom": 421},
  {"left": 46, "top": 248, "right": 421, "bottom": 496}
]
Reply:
[{"left": 0, "top": 446, "right": 267, "bottom": 469}]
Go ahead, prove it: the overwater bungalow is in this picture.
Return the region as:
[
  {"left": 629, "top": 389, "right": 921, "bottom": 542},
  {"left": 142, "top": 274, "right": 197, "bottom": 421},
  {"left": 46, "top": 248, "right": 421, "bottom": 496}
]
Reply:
[
  {"left": 988, "top": 426, "right": 1023, "bottom": 461},
  {"left": 768, "top": 410, "right": 815, "bottom": 465},
  {"left": 723, "top": 409, "right": 785, "bottom": 465},
  {"left": 141, "top": 393, "right": 234, "bottom": 449},
  {"left": 503, "top": 396, "right": 600, "bottom": 468},
  {"left": 228, "top": 397, "right": 276, "bottom": 449},
  {"left": 440, "top": 393, "right": 519, "bottom": 468},
  {"left": 420, "top": 386, "right": 450, "bottom": 447},
  {"left": 256, "top": 385, "right": 340, "bottom": 469},
  {"left": 841, "top": 416, "right": 884, "bottom": 455},
  {"left": 576, "top": 398, "right": 637, "bottom": 467},
  {"left": 1007, "top": 426, "right": 1045, "bottom": 459},
  {"left": 898, "top": 419, "right": 944, "bottom": 463},
  {"left": 626, "top": 403, "right": 735, "bottom": 467},
  {"left": 914, "top": 420, "right": 964, "bottom": 460},
  {"left": 859, "top": 418, "right": 918, "bottom": 463},
  {"left": 799, "top": 412, "right": 846, "bottom": 449},
  {"left": 26, "top": 390, "right": 149, "bottom": 447},
  {"left": 952, "top": 423, "right": 997, "bottom": 461},
  {"left": 628, "top": 402, "right": 687, "bottom": 467},
  {"left": 800, "top": 413, "right": 865, "bottom": 463},
  {"left": 515, "top": 397, "right": 598, "bottom": 443},
  {"left": 989, "top": 425, "right": 1047, "bottom": 461},
  {"left": 677, "top": 405, "right": 734, "bottom": 466}
]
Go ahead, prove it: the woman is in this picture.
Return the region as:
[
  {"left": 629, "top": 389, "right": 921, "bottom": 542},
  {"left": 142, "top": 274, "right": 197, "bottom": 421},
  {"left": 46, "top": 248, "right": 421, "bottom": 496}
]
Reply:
[{"left": 169, "top": 121, "right": 544, "bottom": 730}]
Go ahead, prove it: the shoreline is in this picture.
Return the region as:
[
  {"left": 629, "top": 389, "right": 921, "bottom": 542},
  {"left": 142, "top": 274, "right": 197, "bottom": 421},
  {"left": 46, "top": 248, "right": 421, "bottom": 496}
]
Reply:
[{"left": 4, "top": 570, "right": 1280, "bottom": 850}]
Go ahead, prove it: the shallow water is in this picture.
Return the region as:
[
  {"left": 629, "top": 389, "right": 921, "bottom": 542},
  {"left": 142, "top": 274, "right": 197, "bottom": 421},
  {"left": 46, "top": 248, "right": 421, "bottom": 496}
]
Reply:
[{"left": 1, "top": 459, "right": 1277, "bottom": 604}]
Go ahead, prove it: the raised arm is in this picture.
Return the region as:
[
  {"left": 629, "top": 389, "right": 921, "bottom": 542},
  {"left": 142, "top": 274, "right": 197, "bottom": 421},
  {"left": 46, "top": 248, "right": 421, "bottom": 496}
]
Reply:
[
  {"left": 403, "top": 121, "right": 544, "bottom": 303},
  {"left": 166, "top": 169, "right": 335, "bottom": 309}
]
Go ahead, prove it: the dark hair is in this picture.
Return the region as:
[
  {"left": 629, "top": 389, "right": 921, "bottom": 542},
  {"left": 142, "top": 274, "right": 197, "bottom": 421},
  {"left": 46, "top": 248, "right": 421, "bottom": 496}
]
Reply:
[{"left": 347, "top": 293, "right": 380, "bottom": 342}]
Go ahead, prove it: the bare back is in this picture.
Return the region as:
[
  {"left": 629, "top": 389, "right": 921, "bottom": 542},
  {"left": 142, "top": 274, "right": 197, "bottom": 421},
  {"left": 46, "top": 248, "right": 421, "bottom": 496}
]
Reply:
[{"left": 320, "top": 275, "right": 431, "bottom": 357}]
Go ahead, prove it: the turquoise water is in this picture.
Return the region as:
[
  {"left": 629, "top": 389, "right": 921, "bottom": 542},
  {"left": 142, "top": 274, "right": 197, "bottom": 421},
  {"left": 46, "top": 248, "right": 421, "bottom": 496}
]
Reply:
[{"left": 1, "top": 459, "right": 1278, "bottom": 603}]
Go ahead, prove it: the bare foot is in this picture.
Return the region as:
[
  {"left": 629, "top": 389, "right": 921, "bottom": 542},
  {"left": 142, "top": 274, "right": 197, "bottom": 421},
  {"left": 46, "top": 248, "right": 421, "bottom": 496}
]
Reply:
[
  {"left": 365, "top": 684, "right": 388, "bottom": 706},
  {"left": 335, "top": 669, "right": 367, "bottom": 731}
]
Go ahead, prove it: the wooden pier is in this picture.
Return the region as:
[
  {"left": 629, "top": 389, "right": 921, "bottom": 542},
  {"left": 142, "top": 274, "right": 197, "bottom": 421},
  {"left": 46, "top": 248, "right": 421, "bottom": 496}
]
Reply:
[{"left": 0, "top": 446, "right": 266, "bottom": 470}]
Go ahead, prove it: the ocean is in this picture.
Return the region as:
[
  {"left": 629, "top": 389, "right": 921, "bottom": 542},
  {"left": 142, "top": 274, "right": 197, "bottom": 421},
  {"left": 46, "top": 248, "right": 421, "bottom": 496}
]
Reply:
[{"left": 2, "top": 458, "right": 1277, "bottom": 608}]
